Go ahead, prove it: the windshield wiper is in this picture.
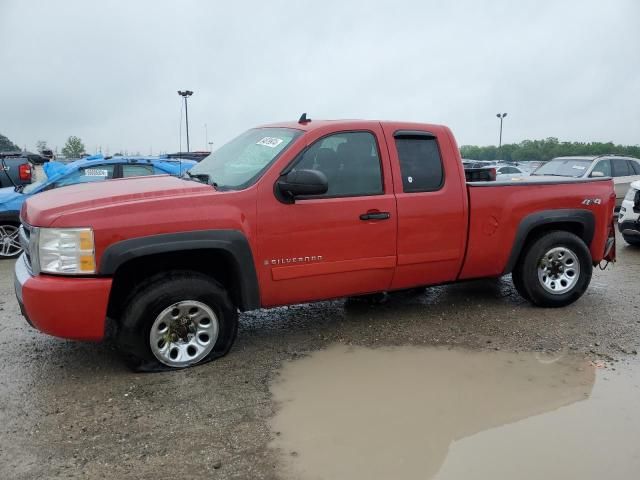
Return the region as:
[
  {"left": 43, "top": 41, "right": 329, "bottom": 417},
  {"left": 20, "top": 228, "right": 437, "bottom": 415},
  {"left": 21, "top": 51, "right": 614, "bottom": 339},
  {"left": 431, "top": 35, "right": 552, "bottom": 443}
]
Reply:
[
  {"left": 183, "top": 171, "right": 217, "bottom": 187},
  {"left": 14, "top": 184, "right": 25, "bottom": 193}
]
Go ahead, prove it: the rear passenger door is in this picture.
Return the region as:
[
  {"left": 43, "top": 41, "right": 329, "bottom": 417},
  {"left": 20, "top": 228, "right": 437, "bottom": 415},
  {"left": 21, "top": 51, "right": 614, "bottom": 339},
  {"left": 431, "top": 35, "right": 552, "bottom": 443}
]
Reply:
[{"left": 383, "top": 128, "right": 467, "bottom": 289}]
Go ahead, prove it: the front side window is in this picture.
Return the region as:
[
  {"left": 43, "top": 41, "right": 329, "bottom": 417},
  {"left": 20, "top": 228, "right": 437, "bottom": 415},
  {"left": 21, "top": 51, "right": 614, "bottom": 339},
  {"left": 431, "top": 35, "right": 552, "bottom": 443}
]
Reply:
[
  {"left": 189, "top": 127, "right": 302, "bottom": 190},
  {"left": 53, "top": 164, "right": 116, "bottom": 188},
  {"left": 629, "top": 160, "right": 640, "bottom": 175},
  {"left": 395, "top": 136, "right": 444, "bottom": 192},
  {"left": 591, "top": 160, "right": 611, "bottom": 177},
  {"left": 291, "top": 131, "right": 383, "bottom": 197}
]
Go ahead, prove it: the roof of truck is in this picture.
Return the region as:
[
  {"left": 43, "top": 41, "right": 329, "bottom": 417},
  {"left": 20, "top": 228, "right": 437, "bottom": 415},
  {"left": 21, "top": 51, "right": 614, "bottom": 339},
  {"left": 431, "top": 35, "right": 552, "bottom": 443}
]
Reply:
[{"left": 259, "top": 118, "right": 447, "bottom": 133}]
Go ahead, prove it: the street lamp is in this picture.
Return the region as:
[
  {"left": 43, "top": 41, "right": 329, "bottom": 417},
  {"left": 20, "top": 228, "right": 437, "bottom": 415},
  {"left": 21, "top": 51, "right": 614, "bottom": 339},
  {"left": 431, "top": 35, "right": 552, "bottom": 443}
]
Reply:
[
  {"left": 178, "top": 90, "right": 194, "bottom": 152},
  {"left": 496, "top": 112, "right": 508, "bottom": 149}
]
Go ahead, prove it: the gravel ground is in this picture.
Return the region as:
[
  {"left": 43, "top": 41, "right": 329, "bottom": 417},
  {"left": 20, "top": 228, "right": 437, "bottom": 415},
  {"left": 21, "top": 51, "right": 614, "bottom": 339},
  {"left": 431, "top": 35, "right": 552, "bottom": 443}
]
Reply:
[{"left": 0, "top": 233, "right": 638, "bottom": 479}]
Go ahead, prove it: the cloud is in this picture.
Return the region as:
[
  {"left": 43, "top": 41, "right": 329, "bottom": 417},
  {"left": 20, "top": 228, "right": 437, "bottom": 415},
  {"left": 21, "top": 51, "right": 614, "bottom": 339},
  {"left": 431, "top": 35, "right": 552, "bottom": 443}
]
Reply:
[{"left": 1, "top": 0, "right": 638, "bottom": 153}]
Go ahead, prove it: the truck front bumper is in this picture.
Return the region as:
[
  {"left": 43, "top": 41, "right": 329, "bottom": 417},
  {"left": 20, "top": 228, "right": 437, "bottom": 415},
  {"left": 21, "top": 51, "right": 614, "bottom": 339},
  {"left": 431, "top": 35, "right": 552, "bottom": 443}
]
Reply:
[{"left": 14, "top": 254, "right": 112, "bottom": 341}]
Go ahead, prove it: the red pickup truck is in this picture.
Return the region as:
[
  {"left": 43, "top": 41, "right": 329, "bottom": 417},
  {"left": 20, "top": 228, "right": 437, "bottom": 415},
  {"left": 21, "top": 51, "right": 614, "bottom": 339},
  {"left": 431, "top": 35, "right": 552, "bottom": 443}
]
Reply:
[{"left": 14, "top": 119, "right": 617, "bottom": 370}]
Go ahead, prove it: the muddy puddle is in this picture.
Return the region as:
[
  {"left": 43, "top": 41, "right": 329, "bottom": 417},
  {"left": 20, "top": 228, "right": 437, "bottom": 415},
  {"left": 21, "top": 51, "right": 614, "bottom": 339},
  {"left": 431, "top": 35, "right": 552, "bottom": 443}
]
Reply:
[{"left": 270, "top": 345, "right": 640, "bottom": 480}]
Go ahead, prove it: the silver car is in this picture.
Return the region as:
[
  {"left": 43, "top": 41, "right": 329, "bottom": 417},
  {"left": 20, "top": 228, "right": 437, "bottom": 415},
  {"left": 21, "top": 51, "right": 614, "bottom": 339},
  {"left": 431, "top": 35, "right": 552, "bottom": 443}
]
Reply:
[
  {"left": 618, "top": 180, "right": 640, "bottom": 246},
  {"left": 531, "top": 155, "right": 640, "bottom": 207}
]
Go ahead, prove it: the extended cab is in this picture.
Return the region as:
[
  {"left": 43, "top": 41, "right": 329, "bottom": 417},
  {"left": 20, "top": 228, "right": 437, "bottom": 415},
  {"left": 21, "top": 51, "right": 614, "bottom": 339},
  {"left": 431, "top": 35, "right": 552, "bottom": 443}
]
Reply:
[{"left": 14, "top": 119, "right": 617, "bottom": 370}]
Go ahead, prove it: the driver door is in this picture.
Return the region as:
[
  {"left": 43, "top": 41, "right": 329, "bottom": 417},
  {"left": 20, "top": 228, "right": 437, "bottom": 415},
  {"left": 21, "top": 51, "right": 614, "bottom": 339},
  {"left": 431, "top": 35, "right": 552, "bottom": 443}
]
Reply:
[{"left": 256, "top": 127, "right": 397, "bottom": 307}]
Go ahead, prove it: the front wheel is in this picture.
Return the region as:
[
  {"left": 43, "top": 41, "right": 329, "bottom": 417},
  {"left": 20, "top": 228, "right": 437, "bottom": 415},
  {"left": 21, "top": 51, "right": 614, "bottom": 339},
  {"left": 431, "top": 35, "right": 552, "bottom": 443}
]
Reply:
[
  {"left": 512, "top": 231, "right": 592, "bottom": 307},
  {"left": 116, "top": 271, "right": 238, "bottom": 371}
]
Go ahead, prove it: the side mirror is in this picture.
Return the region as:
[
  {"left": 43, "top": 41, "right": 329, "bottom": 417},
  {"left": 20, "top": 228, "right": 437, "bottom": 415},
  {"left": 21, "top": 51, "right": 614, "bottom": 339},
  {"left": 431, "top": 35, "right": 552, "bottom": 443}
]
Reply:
[
  {"left": 276, "top": 169, "right": 328, "bottom": 202},
  {"left": 590, "top": 171, "right": 605, "bottom": 178}
]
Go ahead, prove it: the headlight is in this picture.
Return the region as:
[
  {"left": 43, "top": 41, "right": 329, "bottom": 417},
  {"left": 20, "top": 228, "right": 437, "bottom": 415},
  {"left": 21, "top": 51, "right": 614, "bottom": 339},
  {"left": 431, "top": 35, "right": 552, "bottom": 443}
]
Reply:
[
  {"left": 37, "top": 227, "right": 96, "bottom": 275},
  {"left": 625, "top": 187, "right": 637, "bottom": 202}
]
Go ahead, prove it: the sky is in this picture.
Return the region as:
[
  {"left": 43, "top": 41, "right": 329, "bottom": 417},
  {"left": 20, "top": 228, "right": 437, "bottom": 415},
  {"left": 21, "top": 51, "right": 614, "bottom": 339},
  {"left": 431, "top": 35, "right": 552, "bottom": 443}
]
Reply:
[{"left": 1, "top": 0, "right": 639, "bottom": 154}]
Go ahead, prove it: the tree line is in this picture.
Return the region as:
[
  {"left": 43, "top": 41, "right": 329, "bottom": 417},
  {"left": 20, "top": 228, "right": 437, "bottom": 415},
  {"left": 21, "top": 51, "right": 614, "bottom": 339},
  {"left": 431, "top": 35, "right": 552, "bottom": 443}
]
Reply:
[
  {"left": 3, "top": 131, "right": 639, "bottom": 163},
  {"left": 460, "top": 138, "right": 640, "bottom": 163}
]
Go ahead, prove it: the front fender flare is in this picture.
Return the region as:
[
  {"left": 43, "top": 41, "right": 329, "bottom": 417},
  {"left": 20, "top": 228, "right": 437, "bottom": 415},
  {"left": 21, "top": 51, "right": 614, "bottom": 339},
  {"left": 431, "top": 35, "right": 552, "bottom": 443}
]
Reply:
[{"left": 99, "top": 230, "right": 260, "bottom": 311}]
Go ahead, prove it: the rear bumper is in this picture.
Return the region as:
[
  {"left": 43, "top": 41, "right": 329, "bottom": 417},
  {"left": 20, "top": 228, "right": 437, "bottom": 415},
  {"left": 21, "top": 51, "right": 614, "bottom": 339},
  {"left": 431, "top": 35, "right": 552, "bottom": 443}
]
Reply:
[{"left": 14, "top": 254, "right": 112, "bottom": 341}]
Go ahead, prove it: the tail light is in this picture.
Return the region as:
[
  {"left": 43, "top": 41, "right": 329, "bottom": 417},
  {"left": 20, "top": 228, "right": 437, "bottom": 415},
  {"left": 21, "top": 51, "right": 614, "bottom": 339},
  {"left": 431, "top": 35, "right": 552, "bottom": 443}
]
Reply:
[
  {"left": 603, "top": 217, "right": 616, "bottom": 263},
  {"left": 19, "top": 164, "right": 32, "bottom": 181},
  {"left": 488, "top": 167, "right": 497, "bottom": 181}
]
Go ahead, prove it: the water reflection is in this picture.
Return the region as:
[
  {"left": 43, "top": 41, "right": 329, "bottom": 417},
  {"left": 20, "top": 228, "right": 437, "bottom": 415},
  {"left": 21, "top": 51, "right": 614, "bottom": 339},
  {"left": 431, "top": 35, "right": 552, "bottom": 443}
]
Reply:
[{"left": 270, "top": 345, "right": 595, "bottom": 480}]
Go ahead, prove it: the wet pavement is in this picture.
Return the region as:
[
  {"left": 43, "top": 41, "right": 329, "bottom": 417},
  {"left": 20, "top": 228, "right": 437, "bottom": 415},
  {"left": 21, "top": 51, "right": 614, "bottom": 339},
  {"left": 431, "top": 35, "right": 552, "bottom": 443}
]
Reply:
[
  {"left": 0, "top": 232, "right": 639, "bottom": 479},
  {"left": 271, "top": 345, "right": 640, "bottom": 480}
]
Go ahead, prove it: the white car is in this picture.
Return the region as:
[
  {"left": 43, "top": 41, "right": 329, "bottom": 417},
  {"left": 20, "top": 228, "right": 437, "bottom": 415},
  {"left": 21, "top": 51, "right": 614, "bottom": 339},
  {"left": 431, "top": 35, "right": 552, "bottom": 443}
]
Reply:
[
  {"left": 618, "top": 180, "right": 640, "bottom": 246},
  {"left": 495, "top": 165, "right": 527, "bottom": 181},
  {"left": 531, "top": 155, "right": 640, "bottom": 207}
]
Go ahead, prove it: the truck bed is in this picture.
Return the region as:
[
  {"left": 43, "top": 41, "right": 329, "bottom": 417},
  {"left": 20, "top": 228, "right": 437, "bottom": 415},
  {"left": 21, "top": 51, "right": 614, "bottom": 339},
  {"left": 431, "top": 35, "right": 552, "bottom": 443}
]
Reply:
[{"left": 460, "top": 176, "right": 615, "bottom": 280}]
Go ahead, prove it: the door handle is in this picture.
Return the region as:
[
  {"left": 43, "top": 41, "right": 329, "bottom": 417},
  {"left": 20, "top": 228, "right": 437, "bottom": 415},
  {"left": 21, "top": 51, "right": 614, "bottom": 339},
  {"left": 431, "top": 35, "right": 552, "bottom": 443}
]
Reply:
[{"left": 360, "top": 211, "right": 390, "bottom": 221}]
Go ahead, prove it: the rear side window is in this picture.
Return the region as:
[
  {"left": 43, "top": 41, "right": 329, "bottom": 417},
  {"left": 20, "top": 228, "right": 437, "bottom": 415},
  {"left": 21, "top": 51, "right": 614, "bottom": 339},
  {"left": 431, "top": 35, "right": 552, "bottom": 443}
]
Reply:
[
  {"left": 628, "top": 160, "right": 640, "bottom": 175},
  {"left": 122, "top": 164, "right": 155, "bottom": 177},
  {"left": 395, "top": 136, "right": 444, "bottom": 192},
  {"left": 612, "top": 159, "right": 631, "bottom": 177}
]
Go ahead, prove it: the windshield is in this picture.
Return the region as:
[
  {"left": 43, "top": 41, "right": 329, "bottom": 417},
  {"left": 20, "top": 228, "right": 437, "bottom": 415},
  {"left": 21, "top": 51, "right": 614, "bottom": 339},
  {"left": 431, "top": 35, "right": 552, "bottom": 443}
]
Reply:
[
  {"left": 189, "top": 127, "right": 302, "bottom": 189},
  {"left": 532, "top": 158, "right": 593, "bottom": 177}
]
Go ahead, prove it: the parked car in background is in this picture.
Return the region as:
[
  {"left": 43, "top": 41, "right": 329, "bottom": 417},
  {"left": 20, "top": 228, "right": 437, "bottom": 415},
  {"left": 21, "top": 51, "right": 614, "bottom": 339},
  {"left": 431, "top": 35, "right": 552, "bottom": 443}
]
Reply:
[
  {"left": 496, "top": 164, "right": 527, "bottom": 181},
  {"left": 531, "top": 155, "right": 640, "bottom": 207},
  {"left": 618, "top": 180, "right": 640, "bottom": 246},
  {"left": 0, "top": 154, "right": 195, "bottom": 258},
  {"left": 0, "top": 152, "right": 33, "bottom": 189}
]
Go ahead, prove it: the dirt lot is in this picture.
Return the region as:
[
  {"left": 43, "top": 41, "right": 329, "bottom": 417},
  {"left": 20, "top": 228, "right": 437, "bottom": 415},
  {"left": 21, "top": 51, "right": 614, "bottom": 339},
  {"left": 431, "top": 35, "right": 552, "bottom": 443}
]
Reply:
[{"left": 0, "top": 233, "right": 639, "bottom": 479}]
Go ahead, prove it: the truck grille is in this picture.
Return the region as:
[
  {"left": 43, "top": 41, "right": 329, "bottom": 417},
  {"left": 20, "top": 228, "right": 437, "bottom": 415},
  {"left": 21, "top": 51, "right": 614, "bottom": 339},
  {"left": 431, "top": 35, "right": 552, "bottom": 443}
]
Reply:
[{"left": 19, "top": 223, "right": 33, "bottom": 272}]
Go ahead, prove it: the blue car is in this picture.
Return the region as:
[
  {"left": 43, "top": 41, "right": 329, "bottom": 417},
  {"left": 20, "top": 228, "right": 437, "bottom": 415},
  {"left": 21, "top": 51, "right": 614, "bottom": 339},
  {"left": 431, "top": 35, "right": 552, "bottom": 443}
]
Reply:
[{"left": 0, "top": 154, "right": 196, "bottom": 258}]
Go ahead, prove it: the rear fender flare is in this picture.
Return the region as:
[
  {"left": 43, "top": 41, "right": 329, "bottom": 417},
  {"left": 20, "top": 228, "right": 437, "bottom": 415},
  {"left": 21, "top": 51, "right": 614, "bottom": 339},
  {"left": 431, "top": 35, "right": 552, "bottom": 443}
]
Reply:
[{"left": 503, "top": 209, "right": 595, "bottom": 274}]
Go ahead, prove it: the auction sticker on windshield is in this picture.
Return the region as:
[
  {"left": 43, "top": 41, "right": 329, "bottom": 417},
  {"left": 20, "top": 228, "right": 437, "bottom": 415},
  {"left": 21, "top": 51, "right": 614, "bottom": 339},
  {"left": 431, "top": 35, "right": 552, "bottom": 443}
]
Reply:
[
  {"left": 256, "top": 137, "right": 284, "bottom": 148},
  {"left": 84, "top": 169, "right": 109, "bottom": 177}
]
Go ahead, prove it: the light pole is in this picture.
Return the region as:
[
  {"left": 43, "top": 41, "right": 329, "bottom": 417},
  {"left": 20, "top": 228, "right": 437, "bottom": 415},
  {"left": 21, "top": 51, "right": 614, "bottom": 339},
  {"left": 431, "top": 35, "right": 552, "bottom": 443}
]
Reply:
[
  {"left": 496, "top": 112, "right": 507, "bottom": 148},
  {"left": 178, "top": 90, "right": 194, "bottom": 152}
]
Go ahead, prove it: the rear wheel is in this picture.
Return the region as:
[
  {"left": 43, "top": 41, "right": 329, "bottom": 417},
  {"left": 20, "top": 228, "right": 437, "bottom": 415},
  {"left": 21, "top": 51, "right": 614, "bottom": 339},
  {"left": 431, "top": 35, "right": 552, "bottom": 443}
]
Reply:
[
  {"left": 116, "top": 271, "right": 238, "bottom": 371},
  {"left": 622, "top": 234, "right": 640, "bottom": 246},
  {"left": 512, "top": 231, "right": 592, "bottom": 307},
  {"left": 0, "top": 223, "right": 22, "bottom": 259}
]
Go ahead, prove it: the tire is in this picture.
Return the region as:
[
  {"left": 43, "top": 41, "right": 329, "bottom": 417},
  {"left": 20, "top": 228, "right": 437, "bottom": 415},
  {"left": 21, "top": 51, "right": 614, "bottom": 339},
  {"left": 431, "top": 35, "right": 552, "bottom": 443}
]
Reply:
[
  {"left": 511, "top": 231, "right": 592, "bottom": 308},
  {"left": 622, "top": 234, "right": 640, "bottom": 246},
  {"left": 511, "top": 266, "right": 531, "bottom": 302},
  {"left": 116, "top": 271, "right": 238, "bottom": 372},
  {"left": 0, "top": 223, "right": 23, "bottom": 259}
]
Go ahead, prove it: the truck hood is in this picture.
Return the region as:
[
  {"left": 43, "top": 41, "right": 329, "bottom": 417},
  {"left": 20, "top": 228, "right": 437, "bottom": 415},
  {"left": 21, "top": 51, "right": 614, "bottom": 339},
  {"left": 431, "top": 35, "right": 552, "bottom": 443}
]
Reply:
[{"left": 22, "top": 175, "right": 212, "bottom": 227}]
